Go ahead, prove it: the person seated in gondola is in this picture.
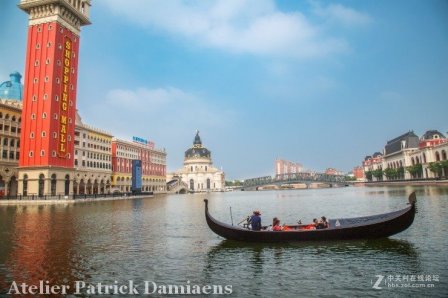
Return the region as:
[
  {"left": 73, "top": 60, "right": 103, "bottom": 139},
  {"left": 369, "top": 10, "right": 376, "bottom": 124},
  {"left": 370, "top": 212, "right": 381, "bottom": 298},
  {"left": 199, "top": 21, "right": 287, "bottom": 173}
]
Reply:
[
  {"left": 272, "top": 217, "right": 282, "bottom": 231},
  {"left": 316, "top": 216, "right": 329, "bottom": 229},
  {"left": 321, "top": 216, "right": 329, "bottom": 228},
  {"left": 249, "top": 210, "right": 262, "bottom": 231}
]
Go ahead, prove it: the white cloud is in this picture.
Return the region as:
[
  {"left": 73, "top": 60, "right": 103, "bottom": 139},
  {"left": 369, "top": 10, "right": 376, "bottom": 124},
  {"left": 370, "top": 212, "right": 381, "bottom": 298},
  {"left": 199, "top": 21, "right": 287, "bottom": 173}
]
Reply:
[
  {"left": 97, "top": 0, "right": 351, "bottom": 58},
  {"left": 311, "top": 1, "right": 372, "bottom": 26}
]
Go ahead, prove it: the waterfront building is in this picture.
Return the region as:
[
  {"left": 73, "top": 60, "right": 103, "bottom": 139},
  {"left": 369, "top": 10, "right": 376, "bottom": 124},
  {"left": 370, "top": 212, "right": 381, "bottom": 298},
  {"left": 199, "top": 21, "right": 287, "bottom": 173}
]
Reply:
[
  {"left": 410, "top": 130, "right": 448, "bottom": 179},
  {"left": 73, "top": 112, "right": 113, "bottom": 194},
  {"left": 0, "top": 99, "right": 22, "bottom": 196},
  {"left": 352, "top": 166, "right": 364, "bottom": 180},
  {"left": 363, "top": 152, "right": 383, "bottom": 181},
  {"left": 275, "top": 159, "right": 302, "bottom": 179},
  {"left": 167, "top": 131, "right": 225, "bottom": 192},
  {"left": 382, "top": 131, "right": 419, "bottom": 180},
  {"left": 17, "top": 0, "right": 91, "bottom": 197},
  {"left": 111, "top": 138, "right": 167, "bottom": 193},
  {"left": 361, "top": 130, "right": 448, "bottom": 181},
  {"left": 325, "top": 168, "right": 343, "bottom": 176}
]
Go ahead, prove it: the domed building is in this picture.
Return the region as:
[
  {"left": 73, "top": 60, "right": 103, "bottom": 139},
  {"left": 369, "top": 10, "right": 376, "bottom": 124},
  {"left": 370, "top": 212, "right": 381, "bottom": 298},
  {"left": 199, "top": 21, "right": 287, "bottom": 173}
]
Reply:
[
  {"left": 0, "top": 72, "right": 24, "bottom": 101},
  {"left": 167, "top": 131, "right": 225, "bottom": 193}
]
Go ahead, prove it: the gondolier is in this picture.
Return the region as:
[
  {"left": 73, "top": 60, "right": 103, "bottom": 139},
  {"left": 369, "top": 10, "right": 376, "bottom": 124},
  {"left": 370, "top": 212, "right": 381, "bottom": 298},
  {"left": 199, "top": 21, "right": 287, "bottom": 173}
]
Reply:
[{"left": 249, "top": 210, "right": 262, "bottom": 231}]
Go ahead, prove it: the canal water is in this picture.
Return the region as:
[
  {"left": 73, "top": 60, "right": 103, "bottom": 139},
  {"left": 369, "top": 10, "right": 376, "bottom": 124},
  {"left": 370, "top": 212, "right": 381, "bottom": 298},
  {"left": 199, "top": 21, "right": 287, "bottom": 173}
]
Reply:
[{"left": 0, "top": 186, "right": 447, "bottom": 297}]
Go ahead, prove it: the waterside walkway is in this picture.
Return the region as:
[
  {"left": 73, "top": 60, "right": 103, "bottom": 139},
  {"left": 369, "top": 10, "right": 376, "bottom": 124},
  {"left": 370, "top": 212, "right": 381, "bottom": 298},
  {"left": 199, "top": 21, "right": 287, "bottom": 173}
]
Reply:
[{"left": 0, "top": 193, "right": 155, "bottom": 205}]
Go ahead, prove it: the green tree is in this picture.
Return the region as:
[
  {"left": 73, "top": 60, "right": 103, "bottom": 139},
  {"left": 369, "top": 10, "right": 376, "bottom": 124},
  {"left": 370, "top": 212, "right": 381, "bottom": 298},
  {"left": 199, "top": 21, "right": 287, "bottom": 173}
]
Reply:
[
  {"left": 428, "top": 162, "right": 442, "bottom": 178},
  {"left": 372, "top": 169, "right": 383, "bottom": 181},
  {"left": 406, "top": 164, "right": 423, "bottom": 179},
  {"left": 384, "top": 168, "right": 398, "bottom": 180},
  {"left": 365, "top": 170, "right": 373, "bottom": 181},
  {"left": 397, "top": 167, "right": 405, "bottom": 179}
]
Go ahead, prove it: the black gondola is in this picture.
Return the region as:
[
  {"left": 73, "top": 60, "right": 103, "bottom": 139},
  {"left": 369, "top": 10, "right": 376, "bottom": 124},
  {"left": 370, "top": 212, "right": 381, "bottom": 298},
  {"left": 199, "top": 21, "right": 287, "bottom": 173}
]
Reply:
[{"left": 204, "top": 192, "right": 416, "bottom": 242}]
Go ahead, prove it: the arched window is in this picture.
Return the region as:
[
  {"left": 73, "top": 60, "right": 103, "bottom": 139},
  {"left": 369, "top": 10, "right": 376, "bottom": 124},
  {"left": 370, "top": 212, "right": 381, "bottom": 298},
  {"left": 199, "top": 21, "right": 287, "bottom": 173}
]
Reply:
[
  {"left": 206, "top": 178, "right": 211, "bottom": 189},
  {"left": 442, "top": 150, "right": 447, "bottom": 161},
  {"left": 190, "top": 179, "right": 194, "bottom": 191},
  {"left": 38, "top": 174, "right": 45, "bottom": 197},
  {"left": 436, "top": 151, "right": 441, "bottom": 161},
  {"left": 51, "top": 174, "right": 57, "bottom": 196},
  {"left": 23, "top": 174, "right": 28, "bottom": 196},
  {"left": 423, "top": 153, "right": 427, "bottom": 164}
]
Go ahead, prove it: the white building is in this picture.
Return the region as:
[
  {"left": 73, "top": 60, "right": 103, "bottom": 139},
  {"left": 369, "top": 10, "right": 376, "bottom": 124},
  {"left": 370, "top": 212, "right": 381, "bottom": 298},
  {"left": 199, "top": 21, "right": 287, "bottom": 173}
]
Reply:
[{"left": 168, "top": 131, "right": 225, "bottom": 192}]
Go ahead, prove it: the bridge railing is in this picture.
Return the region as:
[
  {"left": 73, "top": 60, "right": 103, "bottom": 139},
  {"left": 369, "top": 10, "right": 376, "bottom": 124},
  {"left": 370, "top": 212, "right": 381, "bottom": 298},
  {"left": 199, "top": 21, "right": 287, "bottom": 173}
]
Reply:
[{"left": 243, "top": 172, "right": 347, "bottom": 187}]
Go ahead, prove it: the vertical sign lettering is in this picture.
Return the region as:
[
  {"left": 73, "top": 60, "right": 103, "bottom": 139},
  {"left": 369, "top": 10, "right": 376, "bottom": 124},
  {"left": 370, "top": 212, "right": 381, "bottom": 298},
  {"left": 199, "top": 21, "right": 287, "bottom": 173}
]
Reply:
[{"left": 58, "top": 37, "right": 71, "bottom": 158}]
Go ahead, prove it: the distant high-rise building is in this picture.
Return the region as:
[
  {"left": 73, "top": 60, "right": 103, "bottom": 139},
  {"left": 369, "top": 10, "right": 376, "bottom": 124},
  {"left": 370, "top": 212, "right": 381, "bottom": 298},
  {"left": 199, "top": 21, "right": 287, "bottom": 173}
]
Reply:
[{"left": 275, "top": 159, "right": 303, "bottom": 178}]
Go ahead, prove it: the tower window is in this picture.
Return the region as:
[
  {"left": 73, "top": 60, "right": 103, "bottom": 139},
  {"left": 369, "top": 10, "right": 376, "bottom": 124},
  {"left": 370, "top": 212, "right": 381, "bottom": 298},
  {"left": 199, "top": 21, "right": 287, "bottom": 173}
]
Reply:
[
  {"left": 40, "top": 150, "right": 45, "bottom": 156},
  {"left": 53, "top": 113, "right": 58, "bottom": 120},
  {"left": 52, "top": 151, "right": 57, "bottom": 157},
  {"left": 35, "top": 43, "right": 40, "bottom": 49},
  {"left": 37, "top": 26, "right": 42, "bottom": 32},
  {"left": 33, "top": 78, "right": 38, "bottom": 84},
  {"left": 53, "top": 132, "right": 57, "bottom": 138},
  {"left": 32, "top": 95, "right": 37, "bottom": 101},
  {"left": 31, "top": 114, "right": 36, "bottom": 120},
  {"left": 43, "top": 94, "right": 48, "bottom": 100},
  {"left": 56, "top": 78, "right": 60, "bottom": 84},
  {"left": 45, "top": 58, "right": 50, "bottom": 64},
  {"left": 34, "top": 60, "right": 39, "bottom": 66},
  {"left": 41, "top": 131, "right": 46, "bottom": 137},
  {"left": 30, "top": 132, "right": 35, "bottom": 138},
  {"left": 47, "top": 42, "right": 52, "bottom": 47},
  {"left": 42, "top": 113, "right": 47, "bottom": 119},
  {"left": 55, "top": 95, "right": 59, "bottom": 101},
  {"left": 48, "top": 24, "right": 52, "bottom": 30},
  {"left": 44, "top": 76, "right": 49, "bottom": 82},
  {"left": 29, "top": 151, "right": 34, "bottom": 157}
]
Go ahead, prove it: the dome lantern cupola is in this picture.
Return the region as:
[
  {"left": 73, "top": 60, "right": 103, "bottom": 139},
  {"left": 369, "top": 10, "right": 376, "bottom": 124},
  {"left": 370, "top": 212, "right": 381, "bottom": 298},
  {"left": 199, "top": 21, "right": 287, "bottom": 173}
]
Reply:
[{"left": 184, "top": 130, "right": 211, "bottom": 160}]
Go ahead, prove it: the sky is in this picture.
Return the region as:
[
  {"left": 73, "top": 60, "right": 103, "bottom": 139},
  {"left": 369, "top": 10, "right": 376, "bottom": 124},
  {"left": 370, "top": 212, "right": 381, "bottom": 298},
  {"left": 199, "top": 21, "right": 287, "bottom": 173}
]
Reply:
[{"left": 1, "top": 0, "right": 447, "bottom": 179}]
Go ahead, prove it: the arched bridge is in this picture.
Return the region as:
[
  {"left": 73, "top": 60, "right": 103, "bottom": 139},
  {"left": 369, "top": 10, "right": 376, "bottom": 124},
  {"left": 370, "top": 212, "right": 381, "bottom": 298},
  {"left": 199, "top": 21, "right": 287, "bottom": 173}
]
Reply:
[
  {"left": 167, "top": 178, "right": 189, "bottom": 194},
  {"left": 242, "top": 172, "right": 349, "bottom": 190}
]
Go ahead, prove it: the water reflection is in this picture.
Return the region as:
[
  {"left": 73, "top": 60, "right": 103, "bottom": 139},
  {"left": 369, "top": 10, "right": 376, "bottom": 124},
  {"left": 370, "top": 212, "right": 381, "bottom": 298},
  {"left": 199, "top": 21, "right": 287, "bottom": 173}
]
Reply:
[
  {"left": 204, "top": 238, "right": 421, "bottom": 297},
  {"left": 0, "top": 205, "right": 85, "bottom": 294},
  {"left": 0, "top": 186, "right": 446, "bottom": 297}
]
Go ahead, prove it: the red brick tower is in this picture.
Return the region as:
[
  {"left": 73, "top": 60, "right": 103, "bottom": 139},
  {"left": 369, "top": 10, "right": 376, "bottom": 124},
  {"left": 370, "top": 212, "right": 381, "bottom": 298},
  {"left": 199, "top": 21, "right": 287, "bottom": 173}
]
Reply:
[{"left": 18, "top": 0, "right": 91, "bottom": 197}]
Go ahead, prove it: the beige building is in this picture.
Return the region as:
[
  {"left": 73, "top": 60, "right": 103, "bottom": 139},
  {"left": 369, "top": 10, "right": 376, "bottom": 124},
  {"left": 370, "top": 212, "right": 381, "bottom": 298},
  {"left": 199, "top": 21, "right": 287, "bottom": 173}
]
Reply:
[
  {"left": 167, "top": 131, "right": 225, "bottom": 193},
  {"left": 73, "top": 112, "right": 113, "bottom": 195}
]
